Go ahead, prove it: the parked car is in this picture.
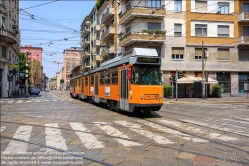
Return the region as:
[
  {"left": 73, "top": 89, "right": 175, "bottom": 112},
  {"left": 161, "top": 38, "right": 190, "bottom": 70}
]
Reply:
[
  {"left": 30, "top": 88, "right": 39, "bottom": 95},
  {"left": 45, "top": 88, "right": 50, "bottom": 92}
]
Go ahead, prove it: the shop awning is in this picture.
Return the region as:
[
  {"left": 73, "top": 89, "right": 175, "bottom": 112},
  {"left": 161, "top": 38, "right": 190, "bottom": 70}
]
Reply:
[{"left": 177, "top": 77, "right": 218, "bottom": 84}]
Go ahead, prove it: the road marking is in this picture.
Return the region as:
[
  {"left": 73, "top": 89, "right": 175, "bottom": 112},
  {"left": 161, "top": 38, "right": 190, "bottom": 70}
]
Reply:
[
  {"left": 25, "top": 101, "right": 31, "bottom": 103},
  {"left": 4, "top": 125, "right": 32, "bottom": 153},
  {"left": 35, "top": 100, "right": 40, "bottom": 102},
  {"left": 159, "top": 119, "right": 239, "bottom": 141},
  {"left": 52, "top": 100, "right": 57, "bottom": 101},
  {"left": 16, "top": 100, "right": 23, "bottom": 103},
  {"left": 137, "top": 120, "right": 208, "bottom": 143},
  {"left": 115, "top": 121, "right": 174, "bottom": 145},
  {"left": 70, "top": 122, "right": 105, "bottom": 149},
  {"left": 0, "top": 101, "right": 4, "bottom": 103},
  {"left": 7, "top": 100, "right": 13, "bottom": 103},
  {"left": 94, "top": 122, "right": 141, "bottom": 146},
  {"left": 45, "top": 123, "right": 68, "bottom": 152},
  {"left": 44, "top": 100, "right": 49, "bottom": 102},
  {"left": 1, "top": 126, "right": 6, "bottom": 132},
  {"left": 68, "top": 99, "right": 73, "bottom": 101}
]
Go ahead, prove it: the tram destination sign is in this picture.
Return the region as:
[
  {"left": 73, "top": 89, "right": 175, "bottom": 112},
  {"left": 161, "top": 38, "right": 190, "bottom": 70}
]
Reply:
[{"left": 137, "top": 57, "right": 159, "bottom": 63}]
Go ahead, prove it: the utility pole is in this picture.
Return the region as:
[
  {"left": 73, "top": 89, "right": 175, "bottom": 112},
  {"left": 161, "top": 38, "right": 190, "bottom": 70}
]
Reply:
[
  {"left": 202, "top": 41, "right": 205, "bottom": 99},
  {"left": 25, "top": 52, "right": 29, "bottom": 98},
  {"left": 176, "top": 69, "right": 178, "bottom": 101}
]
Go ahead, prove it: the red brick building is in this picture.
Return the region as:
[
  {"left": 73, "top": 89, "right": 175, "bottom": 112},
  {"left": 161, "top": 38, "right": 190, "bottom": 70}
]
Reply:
[{"left": 20, "top": 44, "right": 43, "bottom": 89}]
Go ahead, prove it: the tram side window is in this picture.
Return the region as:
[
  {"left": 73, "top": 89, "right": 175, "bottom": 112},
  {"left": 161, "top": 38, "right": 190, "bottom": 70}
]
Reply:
[
  {"left": 91, "top": 75, "right": 94, "bottom": 86},
  {"left": 111, "top": 68, "right": 118, "bottom": 84},
  {"left": 85, "top": 77, "right": 88, "bottom": 86},
  {"left": 105, "top": 70, "right": 110, "bottom": 85},
  {"left": 100, "top": 71, "right": 105, "bottom": 85}
]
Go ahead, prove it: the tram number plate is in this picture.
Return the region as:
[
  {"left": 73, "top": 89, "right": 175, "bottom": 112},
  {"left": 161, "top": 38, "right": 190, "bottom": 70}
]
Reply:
[{"left": 144, "top": 95, "right": 158, "bottom": 100}]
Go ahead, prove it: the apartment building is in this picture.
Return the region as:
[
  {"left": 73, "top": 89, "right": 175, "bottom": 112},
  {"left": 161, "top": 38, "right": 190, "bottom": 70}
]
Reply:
[
  {"left": 20, "top": 44, "right": 43, "bottom": 89},
  {"left": 62, "top": 47, "right": 82, "bottom": 89},
  {"left": 81, "top": 0, "right": 249, "bottom": 97},
  {"left": 0, "top": 0, "right": 20, "bottom": 97}
]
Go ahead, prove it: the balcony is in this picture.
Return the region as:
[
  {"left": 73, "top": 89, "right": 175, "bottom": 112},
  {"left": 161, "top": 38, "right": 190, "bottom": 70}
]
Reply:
[
  {"left": 0, "top": 4, "right": 7, "bottom": 16},
  {"left": 119, "top": 31, "right": 165, "bottom": 47},
  {"left": 101, "top": 8, "right": 114, "bottom": 24},
  {"left": 91, "top": 48, "right": 96, "bottom": 55},
  {"left": 81, "top": 27, "right": 90, "bottom": 37},
  {"left": 95, "top": 24, "right": 104, "bottom": 32},
  {"left": 119, "top": 6, "right": 165, "bottom": 25},
  {"left": 81, "top": 40, "right": 90, "bottom": 48},
  {"left": 101, "top": 26, "right": 114, "bottom": 41},
  {"left": 82, "top": 50, "right": 91, "bottom": 59},
  {"left": 238, "top": 36, "right": 249, "bottom": 45},
  {"left": 238, "top": 12, "right": 249, "bottom": 22},
  {"left": 95, "top": 40, "right": 103, "bottom": 46},
  {"left": 96, "top": 55, "right": 101, "bottom": 61},
  {"left": 100, "top": 46, "right": 114, "bottom": 58},
  {"left": 0, "top": 28, "right": 17, "bottom": 44}
]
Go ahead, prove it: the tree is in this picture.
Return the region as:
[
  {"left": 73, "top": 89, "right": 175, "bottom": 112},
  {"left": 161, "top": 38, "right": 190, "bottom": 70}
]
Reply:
[{"left": 30, "top": 59, "right": 41, "bottom": 85}]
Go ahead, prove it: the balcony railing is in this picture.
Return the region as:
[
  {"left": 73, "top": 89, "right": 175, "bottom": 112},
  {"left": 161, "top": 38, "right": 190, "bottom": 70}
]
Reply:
[
  {"left": 0, "top": 28, "right": 17, "bottom": 44},
  {"left": 238, "top": 12, "right": 249, "bottom": 22},
  {"left": 101, "top": 26, "right": 114, "bottom": 40},
  {"left": 96, "top": 55, "right": 101, "bottom": 61},
  {"left": 119, "top": 31, "right": 165, "bottom": 47},
  {"left": 119, "top": 6, "right": 165, "bottom": 25},
  {"left": 81, "top": 40, "right": 90, "bottom": 48},
  {"left": 101, "top": 8, "right": 114, "bottom": 24},
  {"left": 238, "top": 36, "right": 249, "bottom": 45}
]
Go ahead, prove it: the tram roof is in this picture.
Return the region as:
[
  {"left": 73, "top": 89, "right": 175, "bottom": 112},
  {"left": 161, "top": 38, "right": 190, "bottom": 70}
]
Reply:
[{"left": 90, "top": 48, "right": 159, "bottom": 73}]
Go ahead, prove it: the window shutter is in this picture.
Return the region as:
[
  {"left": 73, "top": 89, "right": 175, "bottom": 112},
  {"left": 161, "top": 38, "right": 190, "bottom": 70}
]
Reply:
[
  {"left": 218, "top": 49, "right": 229, "bottom": 60},
  {"left": 195, "top": 0, "right": 207, "bottom": 12},
  {"left": 148, "top": 22, "right": 161, "bottom": 30},
  {"left": 172, "top": 47, "right": 184, "bottom": 54},
  {"left": 218, "top": 25, "right": 229, "bottom": 34},
  {"left": 174, "top": 24, "right": 182, "bottom": 33}
]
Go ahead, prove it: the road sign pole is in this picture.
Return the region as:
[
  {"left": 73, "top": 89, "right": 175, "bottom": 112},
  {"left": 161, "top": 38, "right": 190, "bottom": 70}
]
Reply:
[{"left": 176, "top": 70, "right": 178, "bottom": 101}]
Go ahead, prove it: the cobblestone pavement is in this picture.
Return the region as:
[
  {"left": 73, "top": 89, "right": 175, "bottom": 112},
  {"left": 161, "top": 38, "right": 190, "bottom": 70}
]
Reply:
[{"left": 1, "top": 91, "right": 249, "bottom": 166}]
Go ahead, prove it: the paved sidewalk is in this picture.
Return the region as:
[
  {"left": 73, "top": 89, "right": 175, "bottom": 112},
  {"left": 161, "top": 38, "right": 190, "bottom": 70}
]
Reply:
[{"left": 164, "top": 95, "right": 249, "bottom": 104}]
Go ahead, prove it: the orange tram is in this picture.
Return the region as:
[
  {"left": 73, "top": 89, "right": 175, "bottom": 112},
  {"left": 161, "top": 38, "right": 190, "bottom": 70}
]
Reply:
[{"left": 70, "top": 48, "right": 163, "bottom": 114}]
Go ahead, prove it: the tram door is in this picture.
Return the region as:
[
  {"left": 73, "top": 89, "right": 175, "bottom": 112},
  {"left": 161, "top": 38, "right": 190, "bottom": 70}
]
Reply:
[
  {"left": 94, "top": 74, "right": 100, "bottom": 103},
  {"left": 120, "top": 68, "right": 129, "bottom": 111}
]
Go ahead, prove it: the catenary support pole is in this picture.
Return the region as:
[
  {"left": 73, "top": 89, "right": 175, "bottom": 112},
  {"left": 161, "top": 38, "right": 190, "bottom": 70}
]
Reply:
[
  {"left": 176, "top": 69, "right": 178, "bottom": 101},
  {"left": 202, "top": 41, "right": 205, "bottom": 99}
]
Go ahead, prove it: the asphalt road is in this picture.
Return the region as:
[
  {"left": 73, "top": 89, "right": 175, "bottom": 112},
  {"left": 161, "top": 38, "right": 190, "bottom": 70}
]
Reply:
[{"left": 0, "top": 91, "right": 249, "bottom": 166}]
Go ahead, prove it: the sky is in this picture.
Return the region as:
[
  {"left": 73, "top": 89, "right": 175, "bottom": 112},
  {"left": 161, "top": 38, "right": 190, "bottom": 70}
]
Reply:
[{"left": 19, "top": 0, "right": 96, "bottom": 78}]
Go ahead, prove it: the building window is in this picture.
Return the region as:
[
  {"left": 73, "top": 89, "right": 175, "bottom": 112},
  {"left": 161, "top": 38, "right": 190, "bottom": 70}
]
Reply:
[
  {"left": 218, "top": 48, "right": 229, "bottom": 61},
  {"left": 239, "top": 49, "right": 249, "bottom": 61},
  {"left": 148, "top": 0, "right": 161, "bottom": 8},
  {"left": 218, "top": 2, "right": 229, "bottom": 14},
  {"left": 195, "top": 24, "right": 207, "bottom": 36},
  {"left": 174, "top": 0, "right": 182, "bottom": 12},
  {"left": 217, "top": 25, "right": 229, "bottom": 37},
  {"left": 174, "top": 24, "right": 182, "bottom": 37},
  {"left": 0, "top": 45, "right": 7, "bottom": 58},
  {"left": 91, "top": 75, "right": 94, "bottom": 86},
  {"left": 148, "top": 22, "right": 161, "bottom": 30},
  {"left": 100, "top": 71, "right": 105, "bottom": 85},
  {"left": 126, "top": 3, "right": 131, "bottom": 11},
  {"left": 195, "top": 0, "right": 207, "bottom": 12},
  {"left": 111, "top": 68, "right": 118, "bottom": 84},
  {"left": 172, "top": 47, "right": 184, "bottom": 60},
  {"left": 1, "top": 16, "right": 7, "bottom": 29},
  {"left": 105, "top": 70, "right": 110, "bottom": 85},
  {"left": 242, "top": 26, "right": 249, "bottom": 36},
  {"left": 195, "top": 48, "right": 207, "bottom": 60},
  {"left": 126, "top": 26, "right": 131, "bottom": 33}
]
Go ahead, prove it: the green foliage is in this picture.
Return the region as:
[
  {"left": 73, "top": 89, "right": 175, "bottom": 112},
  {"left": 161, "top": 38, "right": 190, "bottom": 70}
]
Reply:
[
  {"left": 164, "top": 85, "right": 173, "bottom": 98},
  {"left": 212, "top": 84, "right": 222, "bottom": 97},
  {"left": 96, "top": 0, "right": 105, "bottom": 10}
]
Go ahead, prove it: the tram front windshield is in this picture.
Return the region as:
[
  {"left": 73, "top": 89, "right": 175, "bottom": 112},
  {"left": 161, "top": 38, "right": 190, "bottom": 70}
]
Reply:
[{"left": 131, "top": 65, "right": 162, "bottom": 85}]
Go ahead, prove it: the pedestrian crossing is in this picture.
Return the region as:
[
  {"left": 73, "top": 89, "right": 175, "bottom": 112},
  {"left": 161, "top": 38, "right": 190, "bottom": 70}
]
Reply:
[
  {"left": 0, "top": 98, "right": 73, "bottom": 104},
  {"left": 1, "top": 119, "right": 243, "bottom": 153}
]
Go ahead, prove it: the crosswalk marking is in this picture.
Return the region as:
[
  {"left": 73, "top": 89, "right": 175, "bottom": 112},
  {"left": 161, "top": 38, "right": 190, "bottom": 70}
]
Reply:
[
  {"left": 115, "top": 121, "right": 175, "bottom": 145},
  {"left": 52, "top": 100, "right": 57, "bottom": 101},
  {"left": 44, "top": 100, "right": 49, "bottom": 102},
  {"left": 94, "top": 122, "right": 141, "bottom": 146},
  {"left": 4, "top": 125, "right": 32, "bottom": 153},
  {"left": 45, "top": 123, "right": 68, "bottom": 152},
  {"left": 1, "top": 126, "right": 6, "bottom": 132},
  {"left": 35, "top": 100, "right": 40, "bottom": 102},
  {"left": 7, "top": 100, "right": 13, "bottom": 103},
  {"left": 25, "top": 101, "right": 31, "bottom": 103},
  {"left": 137, "top": 120, "right": 208, "bottom": 143},
  {"left": 70, "top": 122, "right": 105, "bottom": 149},
  {"left": 16, "top": 100, "right": 23, "bottom": 103},
  {"left": 159, "top": 119, "right": 239, "bottom": 141}
]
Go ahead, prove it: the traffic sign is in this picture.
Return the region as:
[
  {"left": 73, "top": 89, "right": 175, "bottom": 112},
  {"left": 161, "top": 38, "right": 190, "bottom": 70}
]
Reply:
[
  {"left": 9, "top": 64, "right": 19, "bottom": 69},
  {"left": 8, "top": 75, "right": 13, "bottom": 81}
]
